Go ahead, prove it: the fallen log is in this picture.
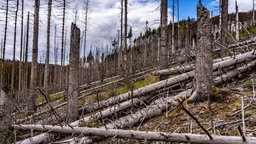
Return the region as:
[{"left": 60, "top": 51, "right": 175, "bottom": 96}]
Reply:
[
  {"left": 153, "top": 51, "right": 256, "bottom": 76},
  {"left": 15, "top": 95, "right": 155, "bottom": 144},
  {"left": 13, "top": 125, "right": 256, "bottom": 144}
]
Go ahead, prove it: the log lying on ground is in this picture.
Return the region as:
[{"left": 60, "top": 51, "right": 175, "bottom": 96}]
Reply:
[
  {"left": 152, "top": 56, "right": 231, "bottom": 76},
  {"left": 15, "top": 95, "right": 155, "bottom": 144},
  {"left": 153, "top": 51, "right": 256, "bottom": 76},
  {"left": 13, "top": 125, "right": 256, "bottom": 144}
]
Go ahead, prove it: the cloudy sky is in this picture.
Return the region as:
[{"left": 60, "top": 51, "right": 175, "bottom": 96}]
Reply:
[{"left": 0, "top": 0, "right": 253, "bottom": 64}]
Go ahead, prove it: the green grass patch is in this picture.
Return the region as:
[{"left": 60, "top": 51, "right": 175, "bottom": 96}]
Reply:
[{"left": 243, "top": 79, "right": 252, "bottom": 89}]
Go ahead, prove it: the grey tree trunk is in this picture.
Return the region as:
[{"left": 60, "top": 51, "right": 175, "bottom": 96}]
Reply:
[
  {"left": 235, "top": 0, "right": 239, "bottom": 42},
  {"left": 220, "top": 0, "right": 228, "bottom": 57},
  {"left": 124, "top": 0, "right": 128, "bottom": 82},
  {"left": 24, "top": 12, "right": 30, "bottom": 91},
  {"left": 11, "top": 0, "right": 19, "bottom": 93},
  {"left": 18, "top": 0, "right": 24, "bottom": 91},
  {"left": 60, "top": 0, "right": 66, "bottom": 89},
  {"left": 159, "top": 0, "right": 168, "bottom": 80},
  {"left": 0, "top": 0, "right": 9, "bottom": 89},
  {"left": 0, "top": 89, "right": 13, "bottom": 143},
  {"left": 28, "top": 0, "right": 40, "bottom": 114},
  {"left": 118, "top": 0, "right": 123, "bottom": 70},
  {"left": 13, "top": 124, "right": 256, "bottom": 144},
  {"left": 44, "top": 0, "right": 52, "bottom": 95},
  {"left": 190, "top": 4, "right": 213, "bottom": 101},
  {"left": 67, "top": 23, "right": 80, "bottom": 123}
]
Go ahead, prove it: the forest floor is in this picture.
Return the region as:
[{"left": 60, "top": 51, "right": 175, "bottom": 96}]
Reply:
[
  {"left": 103, "top": 71, "right": 256, "bottom": 143},
  {"left": 15, "top": 68, "right": 256, "bottom": 143}
]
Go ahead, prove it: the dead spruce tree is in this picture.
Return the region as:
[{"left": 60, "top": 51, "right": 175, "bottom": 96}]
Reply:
[
  {"left": 0, "top": 87, "right": 12, "bottom": 143},
  {"left": 67, "top": 23, "right": 80, "bottom": 122},
  {"left": 220, "top": 0, "right": 228, "bottom": 57},
  {"left": 28, "top": 0, "right": 40, "bottom": 114},
  {"left": 190, "top": 2, "right": 213, "bottom": 101},
  {"left": 11, "top": 0, "right": 19, "bottom": 93},
  {"left": 159, "top": 0, "right": 168, "bottom": 80},
  {"left": 44, "top": 0, "right": 52, "bottom": 95},
  {"left": 18, "top": 0, "right": 24, "bottom": 91}
]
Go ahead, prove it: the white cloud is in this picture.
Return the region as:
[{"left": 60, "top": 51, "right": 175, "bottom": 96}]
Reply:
[{"left": 0, "top": 0, "right": 162, "bottom": 64}]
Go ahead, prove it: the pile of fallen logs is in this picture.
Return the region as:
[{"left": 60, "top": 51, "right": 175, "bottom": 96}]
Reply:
[{"left": 13, "top": 49, "right": 256, "bottom": 143}]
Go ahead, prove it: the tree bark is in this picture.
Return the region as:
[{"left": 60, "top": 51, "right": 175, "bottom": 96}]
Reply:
[
  {"left": 15, "top": 59, "right": 256, "bottom": 143},
  {"left": 60, "top": 0, "right": 66, "bottom": 89},
  {"left": 67, "top": 23, "right": 80, "bottom": 122},
  {"left": 44, "top": 0, "right": 52, "bottom": 95},
  {"left": 159, "top": 0, "right": 168, "bottom": 80},
  {"left": 14, "top": 124, "right": 256, "bottom": 144},
  {"left": 220, "top": 0, "right": 228, "bottom": 57},
  {"left": 28, "top": 0, "right": 40, "bottom": 114},
  {"left": 11, "top": 0, "right": 19, "bottom": 93},
  {"left": 191, "top": 4, "right": 213, "bottom": 101},
  {"left": 235, "top": 0, "right": 239, "bottom": 42},
  {"left": 0, "top": 0, "right": 9, "bottom": 89},
  {"left": 18, "top": 0, "right": 24, "bottom": 91},
  {"left": 0, "top": 89, "right": 13, "bottom": 143}
]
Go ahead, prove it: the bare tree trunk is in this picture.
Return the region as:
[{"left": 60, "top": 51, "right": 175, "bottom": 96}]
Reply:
[
  {"left": 171, "top": 0, "right": 175, "bottom": 54},
  {"left": 159, "top": 0, "right": 168, "bottom": 80},
  {"left": 11, "top": 0, "right": 19, "bottom": 93},
  {"left": 83, "top": 0, "right": 89, "bottom": 83},
  {"left": 28, "top": 0, "right": 40, "bottom": 114},
  {"left": 124, "top": 0, "right": 128, "bottom": 82},
  {"left": 18, "top": 0, "right": 24, "bottom": 91},
  {"left": 67, "top": 23, "right": 80, "bottom": 122},
  {"left": 24, "top": 12, "right": 30, "bottom": 91},
  {"left": 54, "top": 25, "right": 58, "bottom": 89},
  {"left": 0, "top": 89, "right": 13, "bottom": 143},
  {"left": 13, "top": 124, "right": 256, "bottom": 144},
  {"left": 0, "top": 0, "right": 9, "bottom": 89},
  {"left": 190, "top": 3, "right": 213, "bottom": 101},
  {"left": 60, "top": 0, "right": 66, "bottom": 89},
  {"left": 253, "top": 0, "right": 255, "bottom": 24},
  {"left": 119, "top": 0, "right": 123, "bottom": 70},
  {"left": 44, "top": 0, "right": 52, "bottom": 95},
  {"left": 235, "top": 0, "right": 239, "bottom": 42},
  {"left": 220, "top": 0, "right": 228, "bottom": 57}
]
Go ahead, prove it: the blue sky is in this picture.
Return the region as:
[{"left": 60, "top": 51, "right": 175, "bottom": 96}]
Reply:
[
  {"left": 0, "top": 0, "right": 253, "bottom": 63},
  {"left": 178, "top": 0, "right": 216, "bottom": 20}
]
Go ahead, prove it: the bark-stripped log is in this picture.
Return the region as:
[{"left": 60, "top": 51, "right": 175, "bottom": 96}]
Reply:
[
  {"left": 13, "top": 125, "right": 256, "bottom": 144},
  {"left": 153, "top": 51, "right": 256, "bottom": 76}
]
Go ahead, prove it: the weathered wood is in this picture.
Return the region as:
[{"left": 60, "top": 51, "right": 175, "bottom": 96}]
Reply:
[
  {"left": 15, "top": 59, "right": 256, "bottom": 143},
  {"left": 159, "top": 0, "right": 168, "bottom": 80},
  {"left": 74, "top": 60, "right": 256, "bottom": 143},
  {"left": 13, "top": 125, "right": 256, "bottom": 144},
  {"left": 67, "top": 23, "right": 80, "bottom": 122},
  {"left": 191, "top": 4, "right": 213, "bottom": 101},
  {"left": 0, "top": 89, "right": 13, "bottom": 143},
  {"left": 153, "top": 51, "right": 256, "bottom": 76}
]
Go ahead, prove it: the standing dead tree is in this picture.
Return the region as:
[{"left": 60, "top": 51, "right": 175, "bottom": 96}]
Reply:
[
  {"left": 190, "top": 2, "right": 213, "bottom": 101},
  {"left": 67, "top": 23, "right": 80, "bottom": 123},
  {"left": 220, "top": 0, "right": 228, "bottom": 57},
  {"left": 159, "top": 0, "right": 168, "bottom": 80},
  {"left": 0, "top": 0, "right": 9, "bottom": 89},
  {"left": 18, "top": 0, "right": 24, "bottom": 91},
  {"left": 11, "top": 0, "right": 19, "bottom": 93},
  {"left": 0, "top": 89, "right": 13, "bottom": 143},
  {"left": 43, "top": 0, "right": 53, "bottom": 95},
  {"left": 28, "top": 0, "right": 40, "bottom": 114}
]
